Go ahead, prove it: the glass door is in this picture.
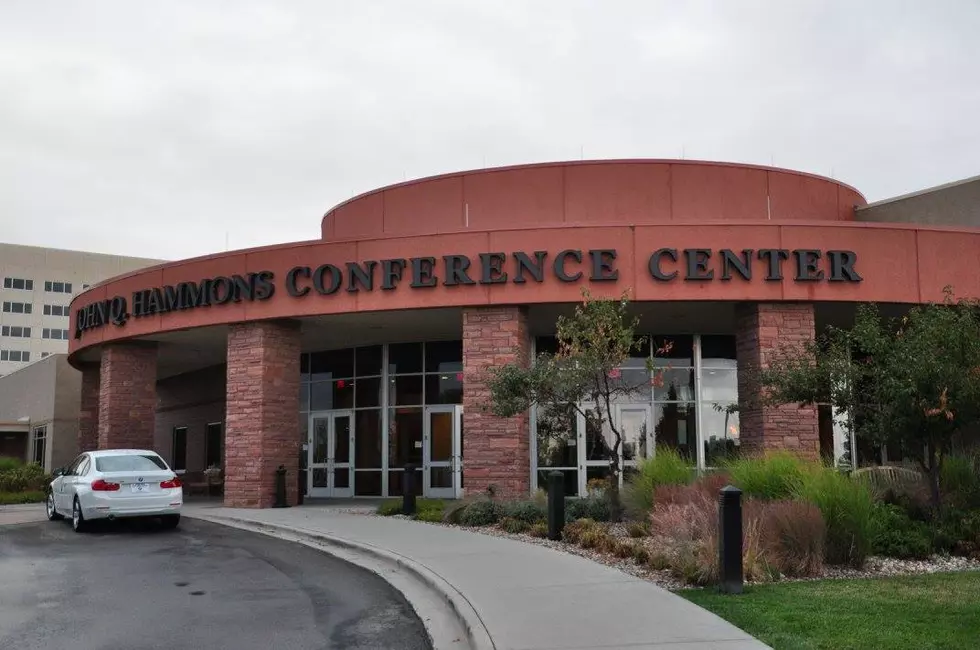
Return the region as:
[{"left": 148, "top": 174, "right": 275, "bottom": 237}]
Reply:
[
  {"left": 423, "top": 405, "right": 460, "bottom": 498},
  {"left": 576, "top": 404, "right": 652, "bottom": 493},
  {"left": 617, "top": 404, "right": 653, "bottom": 481},
  {"left": 308, "top": 410, "right": 354, "bottom": 498}
]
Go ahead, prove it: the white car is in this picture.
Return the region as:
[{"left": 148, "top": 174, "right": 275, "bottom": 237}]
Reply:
[{"left": 46, "top": 449, "right": 183, "bottom": 532}]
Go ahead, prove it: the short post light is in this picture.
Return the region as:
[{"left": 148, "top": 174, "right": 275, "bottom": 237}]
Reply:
[
  {"left": 718, "top": 485, "right": 743, "bottom": 594},
  {"left": 273, "top": 465, "right": 290, "bottom": 508},
  {"left": 547, "top": 470, "right": 566, "bottom": 540},
  {"left": 402, "top": 462, "right": 418, "bottom": 516}
]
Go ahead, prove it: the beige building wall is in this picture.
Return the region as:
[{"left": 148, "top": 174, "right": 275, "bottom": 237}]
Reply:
[
  {"left": 0, "top": 243, "right": 165, "bottom": 376},
  {"left": 857, "top": 175, "right": 980, "bottom": 228}
]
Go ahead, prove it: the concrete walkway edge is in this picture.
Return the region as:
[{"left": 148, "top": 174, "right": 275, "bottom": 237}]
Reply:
[{"left": 188, "top": 511, "right": 495, "bottom": 650}]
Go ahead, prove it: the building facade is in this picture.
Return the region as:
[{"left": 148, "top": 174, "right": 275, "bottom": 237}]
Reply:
[
  {"left": 66, "top": 160, "right": 980, "bottom": 508},
  {"left": 0, "top": 244, "right": 165, "bottom": 376}
]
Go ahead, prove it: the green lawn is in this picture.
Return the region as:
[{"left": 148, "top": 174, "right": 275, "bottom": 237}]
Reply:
[
  {"left": 0, "top": 491, "right": 45, "bottom": 505},
  {"left": 680, "top": 571, "right": 980, "bottom": 650}
]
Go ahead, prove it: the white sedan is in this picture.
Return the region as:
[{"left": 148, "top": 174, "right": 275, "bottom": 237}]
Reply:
[{"left": 46, "top": 449, "right": 183, "bottom": 532}]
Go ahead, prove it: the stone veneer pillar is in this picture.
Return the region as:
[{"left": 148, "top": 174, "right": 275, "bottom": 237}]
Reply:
[
  {"left": 78, "top": 363, "right": 100, "bottom": 453},
  {"left": 735, "top": 302, "right": 819, "bottom": 458},
  {"left": 97, "top": 342, "right": 158, "bottom": 450},
  {"left": 462, "top": 306, "right": 531, "bottom": 498},
  {"left": 224, "top": 320, "right": 301, "bottom": 508}
]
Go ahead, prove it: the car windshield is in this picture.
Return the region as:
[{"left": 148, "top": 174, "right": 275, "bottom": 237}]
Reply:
[{"left": 95, "top": 454, "right": 168, "bottom": 472}]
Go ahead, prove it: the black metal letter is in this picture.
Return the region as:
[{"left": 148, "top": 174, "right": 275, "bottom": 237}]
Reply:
[
  {"left": 553, "top": 249, "right": 583, "bottom": 282},
  {"left": 793, "top": 249, "right": 824, "bottom": 281},
  {"left": 312, "top": 264, "right": 343, "bottom": 295},
  {"left": 684, "top": 249, "right": 713, "bottom": 280},
  {"left": 513, "top": 251, "right": 547, "bottom": 283},
  {"left": 286, "top": 266, "right": 311, "bottom": 297},
  {"left": 444, "top": 255, "right": 476, "bottom": 286},
  {"left": 410, "top": 257, "right": 438, "bottom": 288},
  {"left": 588, "top": 249, "right": 618, "bottom": 281},
  {"left": 758, "top": 249, "right": 790, "bottom": 281},
  {"left": 720, "top": 249, "right": 753, "bottom": 281},
  {"left": 381, "top": 259, "right": 406, "bottom": 290},
  {"left": 478, "top": 253, "right": 507, "bottom": 284},
  {"left": 648, "top": 248, "right": 678, "bottom": 281},
  {"left": 828, "top": 250, "right": 862, "bottom": 282}
]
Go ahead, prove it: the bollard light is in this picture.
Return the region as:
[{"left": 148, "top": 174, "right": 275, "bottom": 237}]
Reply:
[
  {"left": 718, "top": 485, "right": 743, "bottom": 594},
  {"left": 273, "top": 465, "right": 290, "bottom": 508},
  {"left": 547, "top": 470, "right": 565, "bottom": 540},
  {"left": 402, "top": 463, "right": 418, "bottom": 516}
]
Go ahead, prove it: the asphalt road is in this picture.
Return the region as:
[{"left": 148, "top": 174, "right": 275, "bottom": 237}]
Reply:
[{"left": 0, "top": 516, "right": 431, "bottom": 650}]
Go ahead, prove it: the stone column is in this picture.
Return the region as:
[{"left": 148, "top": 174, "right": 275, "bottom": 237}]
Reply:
[
  {"left": 462, "top": 306, "right": 531, "bottom": 498},
  {"left": 224, "top": 320, "right": 301, "bottom": 508},
  {"left": 97, "top": 342, "right": 158, "bottom": 450},
  {"left": 735, "top": 302, "right": 819, "bottom": 458},
  {"left": 78, "top": 363, "right": 100, "bottom": 453}
]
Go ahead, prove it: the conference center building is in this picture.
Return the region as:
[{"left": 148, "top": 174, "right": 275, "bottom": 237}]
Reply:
[{"left": 67, "top": 160, "right": 980, "bottom": 507}]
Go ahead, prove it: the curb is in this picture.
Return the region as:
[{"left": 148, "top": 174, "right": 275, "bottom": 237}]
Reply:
[{"left": 187, "top": 512, "right": 496, "bottom": 650}]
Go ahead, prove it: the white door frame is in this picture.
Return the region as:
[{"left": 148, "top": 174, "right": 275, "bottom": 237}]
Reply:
[
  {"left": 575, "top": 404, "right": 653, "bottom": 494},
  {"left": 423, "top": 405, "right": 461, "bottom": 499},
  {"left": 308, "top": 410, "right": 355, "bottom": 498}
]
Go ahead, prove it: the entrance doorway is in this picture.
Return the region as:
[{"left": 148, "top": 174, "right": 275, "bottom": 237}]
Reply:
[
  {"left": 307, "top": 410, "right": 354, "bottom": 498},
  {"left": 423, "top": 405, "right": 462, "bottom": 498},
  {"left": 569, "top": 404, "right": 653, "bottom": 495}
]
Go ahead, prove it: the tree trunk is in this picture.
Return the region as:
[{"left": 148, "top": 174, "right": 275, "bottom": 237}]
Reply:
[
  {"left": 927, "top": 440, "right": 942, "bottom": 512},
  {"left": 607, "top": 464, "right": 623, "bottom": 522}
]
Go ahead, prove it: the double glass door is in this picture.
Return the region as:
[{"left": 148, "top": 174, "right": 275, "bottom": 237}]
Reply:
[{"left": 308, "top": 410, "right": 353, "bottom": 498}]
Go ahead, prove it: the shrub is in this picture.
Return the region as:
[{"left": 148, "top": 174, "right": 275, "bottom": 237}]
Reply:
[
  {"left": 0, "top": 463, "right": 50, "bottom": 493},
  {"left": 612, "top": 539, "right": 635, "bottom": 559},
  {"left": 0, "top": 456, "right": 23, "bottom": 472},
  {"left": 726, "top": 451, "right": 814, "bottom": 500},
  {"left": 627, "top": 521, "right": 649, "bottom": 538},
  {"left": 621, "top": 447, "right": 692, "bottom": 517},
  {"left": 565, "top": 494, "right": 611, "bottom": 522},
  {"left": 578, "top": 528, "right": 607, "bottom": 549},
  {"left": 934, "top": 508, "right": 980, "bottom": 557},
  {"left": 443, "top": 498, "right": 476, "bottom": 524},
  {"left": 630, "top": 542, "right": 651, "bottom": 564},
  {"left": 498, "top": 517, "right": 530, "bottom": 534},
  {"left": 647, "top": 551, "right": 671, "bottom": 571},
  {"left": 793, "top": 468, "right": 875, "bottom": 567},
  {"left": 0, "top": 490, "right": 46, "bottom": 505},
  {"left": 562, "top": 518, "right": 598, "bottom": 544},
  {"left": 415, "top": 508, "right": 445, "bottom": 523},
  {"left": 528, "top": 522, "right": 549, "bottom": 538},
  {"left": 760, "top": 500, "right": 826, "bottom": 576},
  {"left": 376, "top": 500, "right": 403, "bottom": 516},
  {"left": 502, "top": 499, "right": 547, "bottom": 525},
  {"left": 941, "top": 453, "right": 980, "bottom": 509},
  {"left": 871, "top": 503, "right": 933, "bottom": 560},
  {"left": 459, "top": 499, "right": 502, "bottom": 527}
]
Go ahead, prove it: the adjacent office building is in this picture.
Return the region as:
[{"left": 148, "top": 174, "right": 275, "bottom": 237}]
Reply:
[{"left": 0, "top": 244, "right": 164, "bottom": 468}]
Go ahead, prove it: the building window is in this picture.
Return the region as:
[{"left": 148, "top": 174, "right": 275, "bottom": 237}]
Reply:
[
  {"left": 1, "top": 326, "right": 31, "bottom": 338},
  {"left": 43, "top": 281, "right": 73, "bottom": 294},
  {"left": 172, "top": 427, "right": 188, "bottom": 471},
  {"left": 2, "top": 301, "right": 32, "bottom": 314},
  {"left": 0, "top": 350, "right": 30, "bottom": 362},
  {"left": 205, "top": 422, "right": 222, "bottom": 468},
  {"left": 41, "top": 328, "right": 70, "bottom": 340},
  {"left": 32, "top": 425, "right": 47, "bottom": 466},
  {"left": 43, "top": 304, "right": 68, "bottom": 317},
  {"left": 3, "top": 278, "right": 34, "bottom": 291}
]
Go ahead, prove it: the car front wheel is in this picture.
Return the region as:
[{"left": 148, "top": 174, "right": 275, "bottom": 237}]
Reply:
[
  {"left": 46, "top": 492, "right": 63, "bottom": 521},
  {"left": 71, "top": 498, "right": 87, "bottom": 533}
]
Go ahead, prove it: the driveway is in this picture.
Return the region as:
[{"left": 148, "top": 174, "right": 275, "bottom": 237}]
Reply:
[{"left": 0, "top": 517, "right": 430, "bottom": 650}]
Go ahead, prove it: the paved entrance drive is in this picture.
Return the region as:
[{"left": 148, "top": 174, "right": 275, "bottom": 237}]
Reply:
[{"left": 186, "top": 504, "right": 770, "bottom": 650}]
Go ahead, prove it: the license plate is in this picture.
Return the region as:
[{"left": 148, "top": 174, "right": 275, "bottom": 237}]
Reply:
[{"left": 130, "top": 483, "right": 151, "bottom": 493}]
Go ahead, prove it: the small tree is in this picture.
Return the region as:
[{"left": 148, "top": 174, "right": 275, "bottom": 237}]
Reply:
[
  {"left": 486, "top": 289, "right": 665, "bottom": 520},
  {"left": 757, "top": 288, "right": 980, "bottom": 510}
]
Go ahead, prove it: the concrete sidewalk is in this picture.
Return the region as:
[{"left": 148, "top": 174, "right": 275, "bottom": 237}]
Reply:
[{"left": 185, "top": 504, "right": 769, "bottom": 650}]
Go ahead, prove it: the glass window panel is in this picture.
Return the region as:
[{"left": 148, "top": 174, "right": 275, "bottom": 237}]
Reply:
[
  {"left": 355, "top": 471, "right": 382, "bottom": 496},
  {"left": 610, "top": 368, "right": 652, "bottom": 402},
  {"left": 535, "top": 407, "right": 578, "bottom": 467},
  {"left": 390, "top": 374, "right": 423, "bottom": 406},
  {"left": 312, "top": 468, "right": 328, "bottom": 488},
  {"left": 355, "top": 345, "right": 383, "bottom": 377},
  {"left": 299, "top": 413, "right": 308, "bottom": 444},
  {"left": 586, "top": 466, "right": 610, "bottom": 488},
  {"left": 388, "top": 408, "right": 423, "bottom": 467},
  {"left": 333, "top": 468, "right": 350, "bottom": 489},
  {"left": 700, "top": 335, "right": 737, "bottom": 367},
  {"left": 654, "top": 402, "right": 697, "bottom": 463},
  {"left": 624, "top": 338, "right": 651, "bottom": 368},
  {"left": 584, "top": 410, "right": 615, "bottom": 461},
  {"left": 535, "top": 336, "right": 558, "bottom": 357},
  {"left": 654, "top": 368, "right": 695, "bottom": 401},
  {"left": 356, "top": 377, "right": 383, "bottom": 408},
  {"left": 299, "top": 382, "right": 310, "bottom": 412},
  {"left": 388, "top": 469, "right": 423, "bottom": 496},
  {"left": 700, "top": 368, "right": 738, "bottom": 404},
  {"left": 333, "top": 415, "right": 351, "bottom": 463},
  {"left": 312, "top": 417, "right": 329, "bottom": 464},
  {"left": 310, "top": 348, "right": 354, "bottom": 381},
  {"left": 310, "top": 380, "right": 354, "bottom": 410},
  {"left": 430, "top": 467, "right": 453, "bottom": 489},
  {"left": 428, "top": 412, "right": 453, "bottom": 462},
  {"left": 651, "top": 335, "right": 693, "bottom": 367},
  {"left": 354, "top": 410, "right": 382, "bottom": 468},
  {"left": 300, "top": 354, "right": 310, "bottom": 378},
  {"left": 424, "top": 373, "right": 462, "bottom": 405},
  {"left": 424, "top": 340, "right": 462, "bottom": 374},
  {"left": 619, "top": 408, "right": 651, "bottom": 461},
  {"left": 388, "top": 342, "right": 423, "bottom": 375},
  {"left": 702, "top": 403, "right": 739, "bottom": 467},
  {"left": 536, "top": 469, "right": 579, "bottom": 497}
]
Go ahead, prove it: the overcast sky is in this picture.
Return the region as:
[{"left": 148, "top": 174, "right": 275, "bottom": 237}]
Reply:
[{"left": 2, "top": 1, "right": 978, "bottom": 261}]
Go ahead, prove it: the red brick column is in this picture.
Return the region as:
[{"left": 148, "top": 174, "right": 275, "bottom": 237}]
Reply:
[
  {"left": 224, "top": 320, "right": 301, "bottom": 508},
  {"left": 462, "top": 306, "right": 531, "bottom": 498},
  {"left": 735, "top": 303, "right": 819, "bottom": 458},
  {"left": 97, "top": 342, "right": 158, "bottom": 450},
  {"left": 78, "top": 363, "right": 100, "bottom": 453}
]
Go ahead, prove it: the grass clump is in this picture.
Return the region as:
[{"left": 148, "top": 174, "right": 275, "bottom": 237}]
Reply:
[
  {"left": 498, "top": 516, "right": 530, "bottom": 534},
  {"left": 725, "top": 451, "right": 813, "bottom": 500},
  {"left": 621, "top": 447, "right": 692, "bottom": 517},
  {"left": 793, "top": 467, "right": 875, "bottom": 568},
  {"left": 0, "top": 490, "right": 45, "bottom": 505}
]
